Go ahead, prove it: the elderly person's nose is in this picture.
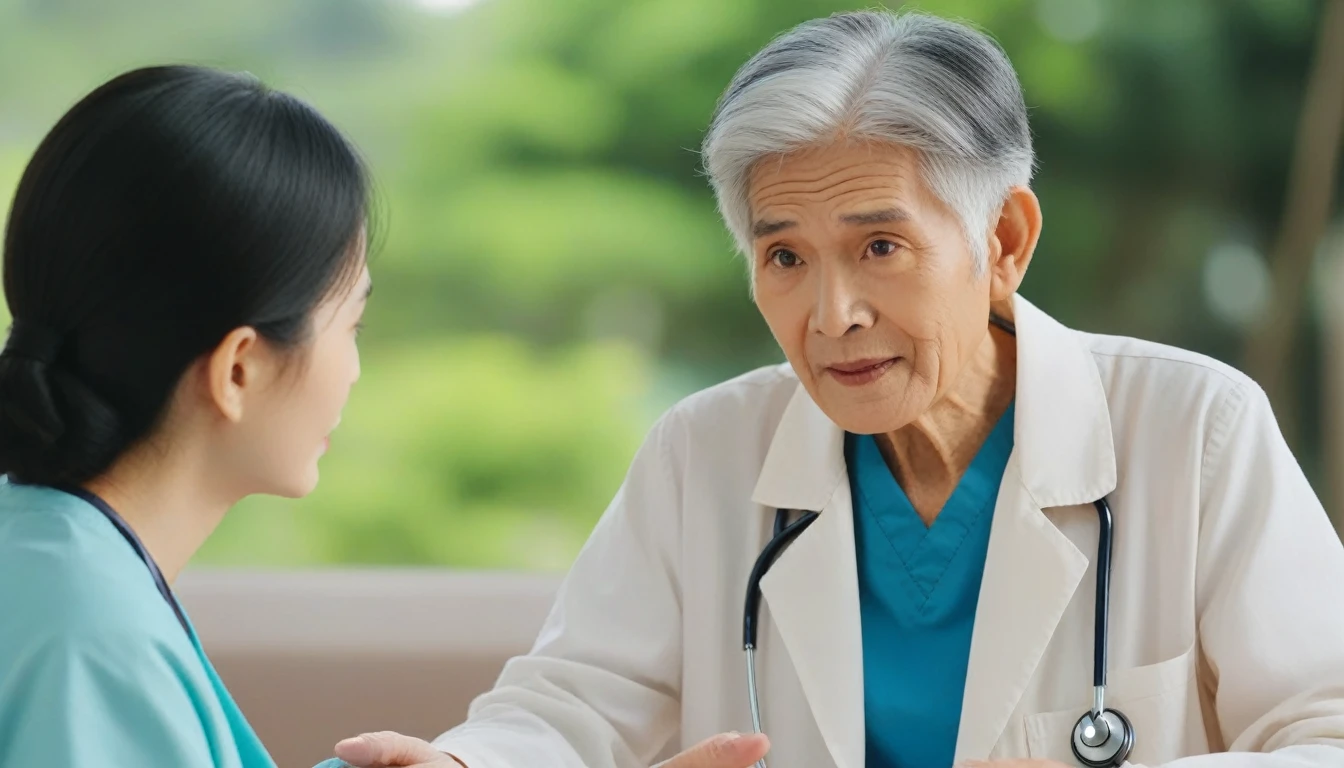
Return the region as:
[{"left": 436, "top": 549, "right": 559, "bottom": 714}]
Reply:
[{"left": 812, "top": 265, "right": 875, "bottom": 337}]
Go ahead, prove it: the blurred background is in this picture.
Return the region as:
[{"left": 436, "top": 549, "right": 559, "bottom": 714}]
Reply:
[{"left": 1, "top": 0, "right": 1341, "bottom": 568}]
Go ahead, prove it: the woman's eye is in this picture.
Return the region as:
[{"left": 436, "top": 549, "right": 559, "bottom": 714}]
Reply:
[
  {"left": 868, "top": 239, "right": 898, "bottom": 257},
  {"left": 769, "top": 249, "right": 801, "bottom": 268}
]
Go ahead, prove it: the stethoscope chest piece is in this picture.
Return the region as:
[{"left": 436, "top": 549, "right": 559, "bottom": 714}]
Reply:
[{"left": 1071, "top": 707, "right": 1134, "bottom": 768}]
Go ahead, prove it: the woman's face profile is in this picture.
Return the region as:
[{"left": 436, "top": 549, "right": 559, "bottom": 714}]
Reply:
[
  {"left": 275, "top": 261, "right": 371, "bottom": 497},
  {"left": 214, "top": 253, "right": 372, "bottom": 500}
]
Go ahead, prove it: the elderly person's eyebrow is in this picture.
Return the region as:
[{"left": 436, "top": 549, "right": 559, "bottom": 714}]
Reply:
[
  {"left": 840, "top": 208, "right": 910, "bottom": 226},
  {"left": 752, "top": 207, "right": 911, "bottom": 239},
  {"left": 752, "top": 218, "right": 795, "bottom": 239}
]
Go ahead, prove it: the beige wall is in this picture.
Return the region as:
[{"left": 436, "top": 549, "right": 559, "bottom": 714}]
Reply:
[{"left": 176, "top": 570, "right": 560, "bottom": 768}]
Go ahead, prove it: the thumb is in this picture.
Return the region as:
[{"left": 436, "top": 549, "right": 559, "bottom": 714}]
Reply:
[
  {"left": 664, "top": 732, "right": 771, "bottom": 768},
  {"left": 334, "top": 731, "right": 443, "bottom": 767}
]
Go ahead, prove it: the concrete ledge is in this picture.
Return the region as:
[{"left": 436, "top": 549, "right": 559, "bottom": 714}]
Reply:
[{"left": 176, "top": 569, "right": 560, "bottom": 767}]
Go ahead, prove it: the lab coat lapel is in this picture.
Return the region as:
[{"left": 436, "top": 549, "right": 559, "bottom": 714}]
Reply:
[
  {"left": 954, "top": 294, "right": 1117, "bottom": 760},
  {"left": 751, "top": 387, "right": 864, "bottom": 768},
  {"left": 953, "top": 468, "right": 1089, "bottom": 760}
]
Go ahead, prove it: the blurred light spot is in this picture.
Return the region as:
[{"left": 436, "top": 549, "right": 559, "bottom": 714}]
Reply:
[
  {"left": 582, "top": 287, "right": 665, "bottom": 353},
  {"left": 408, "top": 0, "right": 486, "bottom": 15},
  {"left": 1203, "top": 241, "right": 1270, "bottom": 328},
  {"left": 1036, "top": 0, "right": 1104, "bottom": 43}
]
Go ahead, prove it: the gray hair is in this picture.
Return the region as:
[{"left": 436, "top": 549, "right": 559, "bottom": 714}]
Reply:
[{"left": 701, "top": 10, "right": 1034, "bottom": 271}]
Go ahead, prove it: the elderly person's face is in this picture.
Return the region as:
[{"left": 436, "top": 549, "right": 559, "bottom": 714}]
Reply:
[{"left": 749, "top": 141, "right": 1037, "bottom": 435}]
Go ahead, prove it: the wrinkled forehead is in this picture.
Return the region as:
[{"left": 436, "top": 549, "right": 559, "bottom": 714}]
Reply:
[{"left": 746, "top": 142, "right": 936, "bottom": 230}]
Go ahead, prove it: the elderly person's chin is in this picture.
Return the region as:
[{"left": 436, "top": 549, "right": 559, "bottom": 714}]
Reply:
[{"left": 796, "top": 356, "right": 934, "bottom": 436}]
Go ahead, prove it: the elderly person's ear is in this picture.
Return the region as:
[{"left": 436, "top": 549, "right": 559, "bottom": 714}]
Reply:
[{"left": 987, "top": 185, "right": 1042, "bottom": 302}]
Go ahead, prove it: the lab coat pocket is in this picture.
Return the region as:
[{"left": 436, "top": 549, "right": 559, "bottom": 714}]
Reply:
[{"left": 1025, "top": 644, "right": 1209, "bottom": 766}]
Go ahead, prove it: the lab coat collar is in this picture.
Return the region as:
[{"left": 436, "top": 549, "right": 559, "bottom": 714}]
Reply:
[
  {"left": 1009, "top": 294, "right": 1118, "bottom": 507},
  {"left": 749, "top": 382, "right": 847, "bottom": 514},
  {"left": 750, "top": 293, "right": 1117, "bottom": 513}
]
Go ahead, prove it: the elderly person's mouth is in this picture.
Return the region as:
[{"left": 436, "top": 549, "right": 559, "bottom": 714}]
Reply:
[{"left": 825, "top": 357, "right": 900, "bottom": 386}]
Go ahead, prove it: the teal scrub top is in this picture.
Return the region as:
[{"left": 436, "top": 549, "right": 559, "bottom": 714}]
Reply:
[
  {"left": 847, "top": 402, "right": 1014, "bottom": 768},
  {"left": 0, "top": 480, "right": 276, "bottom": 768}
]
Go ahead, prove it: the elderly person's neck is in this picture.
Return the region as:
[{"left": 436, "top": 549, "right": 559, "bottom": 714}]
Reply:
[{"left": 875, "top": 321, "right": 1016, "bottom": 527}]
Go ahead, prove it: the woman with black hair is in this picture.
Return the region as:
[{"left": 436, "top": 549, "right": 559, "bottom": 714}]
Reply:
[{"left": 0, "top": 66, "right": 373, "bottom": 767}]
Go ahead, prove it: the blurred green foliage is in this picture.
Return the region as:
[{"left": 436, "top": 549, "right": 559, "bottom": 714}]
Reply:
[
  {"left": 0, "top": 0, "right": 1336, "bottom": 568},
  {"left": 204, "top": 337, "right": 653, "bottom": 570}
]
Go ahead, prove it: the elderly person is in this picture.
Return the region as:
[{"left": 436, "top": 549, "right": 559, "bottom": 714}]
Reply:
[{"left": 334, "top": 10, "right": 1344, "bottom": 768}]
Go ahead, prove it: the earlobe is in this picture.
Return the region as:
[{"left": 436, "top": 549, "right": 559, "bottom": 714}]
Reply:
[{"left": 206, "top": 327, "right": 260, "bottom": 423}]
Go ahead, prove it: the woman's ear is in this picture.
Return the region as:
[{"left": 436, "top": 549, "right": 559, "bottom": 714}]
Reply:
[
  {"left": 986, "top": 185, "right": 1042, "bottom": 301},
  {"left": 204, "top": 327, "right": 263, "bottom": 423}
]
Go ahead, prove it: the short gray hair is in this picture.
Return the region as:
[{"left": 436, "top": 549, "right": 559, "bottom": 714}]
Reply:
[{"left": 701, "top": 10, "right": 1034, "bottom": 271}]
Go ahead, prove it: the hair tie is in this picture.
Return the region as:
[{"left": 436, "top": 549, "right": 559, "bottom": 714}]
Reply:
[{"left": 3, "top": 321, "right": 63, "bottom": 365}]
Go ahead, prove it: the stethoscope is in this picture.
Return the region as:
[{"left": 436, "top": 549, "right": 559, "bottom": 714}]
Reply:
[{"left": 739, "top": 315, "right": 1135, "bottom": 768}]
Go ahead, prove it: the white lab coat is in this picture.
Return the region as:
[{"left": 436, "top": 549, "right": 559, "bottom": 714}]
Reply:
[{"left": 434, "top": 295, "right": 1344, "bottom": 767}]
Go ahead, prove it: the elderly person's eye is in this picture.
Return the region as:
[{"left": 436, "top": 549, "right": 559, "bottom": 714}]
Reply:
[
  {"left": 769, "top": 249, "right": 801, "bottom": 268},
  {"left": 867, "top": 239, "right": 899, "bottom": 258}
]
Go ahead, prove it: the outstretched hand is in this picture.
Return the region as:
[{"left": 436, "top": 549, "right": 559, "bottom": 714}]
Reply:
[
  {"left": 329, "top": 731, "right": 462, "bottom": 768},
  {"left": 324, "top": 730, "right": 770, "bottom": 768}
]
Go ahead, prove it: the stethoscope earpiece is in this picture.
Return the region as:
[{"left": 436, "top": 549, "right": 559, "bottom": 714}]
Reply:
[{"left": 1070, "top": 707, "right": 1134, "bottom": 768}]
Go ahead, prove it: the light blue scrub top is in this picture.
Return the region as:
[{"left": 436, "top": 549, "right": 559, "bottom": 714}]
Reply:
[
  {"left": 847, "top": 402, "right": 1014, "bottom": 768},
  {"left": 0, "top": 480, "right": 276, "bottom": 767}
]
